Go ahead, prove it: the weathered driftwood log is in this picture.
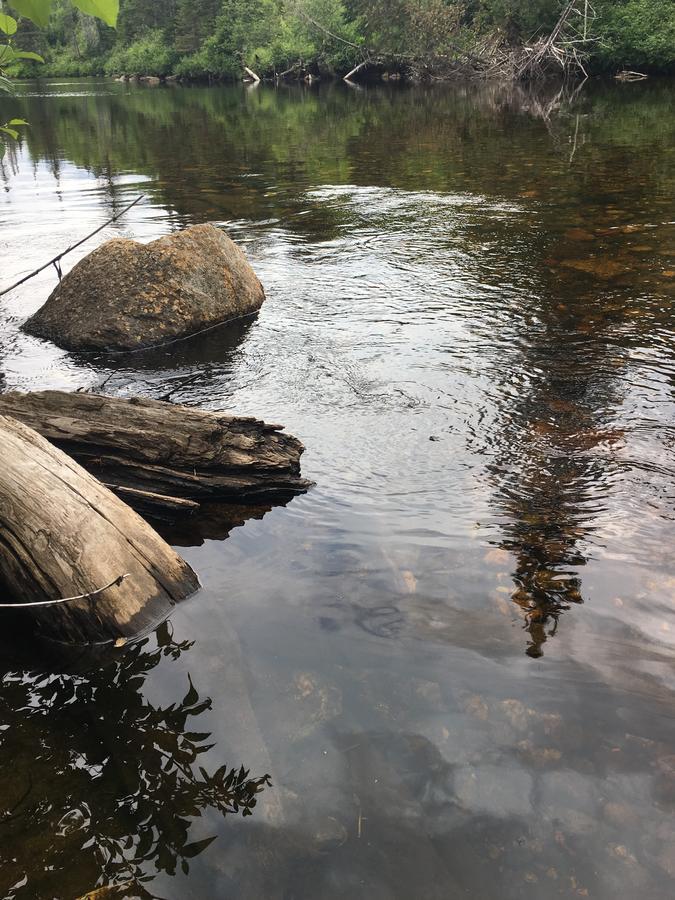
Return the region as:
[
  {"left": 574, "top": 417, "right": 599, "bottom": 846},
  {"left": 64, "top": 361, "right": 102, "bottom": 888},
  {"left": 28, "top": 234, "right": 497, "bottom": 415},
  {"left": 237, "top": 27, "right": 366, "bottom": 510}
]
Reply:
[
  {"left": 243, "top": 66, "right": 261, "bottom": 83},
  {"left": 0, "top": 391, "right": 311, "bottom": 521},
  {"left": 0, "top": 415, "right": 200, "bottom": 643}
]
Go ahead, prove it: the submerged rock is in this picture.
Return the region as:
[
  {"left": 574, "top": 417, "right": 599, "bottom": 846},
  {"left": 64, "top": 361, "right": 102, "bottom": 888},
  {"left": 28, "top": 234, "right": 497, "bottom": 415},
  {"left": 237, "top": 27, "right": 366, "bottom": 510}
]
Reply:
[{"left": 23, "top": 224, "right": 265, "bottom": 352}]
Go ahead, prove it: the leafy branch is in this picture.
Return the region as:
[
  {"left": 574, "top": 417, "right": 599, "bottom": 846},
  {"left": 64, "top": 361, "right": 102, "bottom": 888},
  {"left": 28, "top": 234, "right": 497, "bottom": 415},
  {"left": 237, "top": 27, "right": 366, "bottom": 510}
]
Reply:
[{"left": 0, "top": 0, "right": 119, "bottom": 158}]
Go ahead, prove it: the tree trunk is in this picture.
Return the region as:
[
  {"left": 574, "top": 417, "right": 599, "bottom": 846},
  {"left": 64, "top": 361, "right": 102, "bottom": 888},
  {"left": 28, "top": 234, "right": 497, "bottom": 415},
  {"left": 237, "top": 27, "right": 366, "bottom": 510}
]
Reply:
[
  {"left": 344, "top": 60, "right": 369, "bottom": 83},
  {"left": 0, "top": 415, "right": 200, "bottom": 644},
  {"left": 0, "top": 391, "right": 311, "bottom": 521},
  {"left": 243, "top": 66, "right": 261, "bottom": 83}
]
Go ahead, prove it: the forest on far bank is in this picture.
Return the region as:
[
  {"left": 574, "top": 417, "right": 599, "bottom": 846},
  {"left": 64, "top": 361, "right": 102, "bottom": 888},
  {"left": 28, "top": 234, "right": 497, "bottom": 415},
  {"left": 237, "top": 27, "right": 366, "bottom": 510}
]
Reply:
[{"left": 5, "top": 0, "right": 675, "bottom": 81}]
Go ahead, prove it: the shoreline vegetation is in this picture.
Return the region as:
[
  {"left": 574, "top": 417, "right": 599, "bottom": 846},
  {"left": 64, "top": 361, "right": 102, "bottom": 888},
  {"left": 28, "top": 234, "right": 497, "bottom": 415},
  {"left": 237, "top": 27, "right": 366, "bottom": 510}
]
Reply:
[{"left": 6, "top": 0, "right": 675, "bottom": 85}]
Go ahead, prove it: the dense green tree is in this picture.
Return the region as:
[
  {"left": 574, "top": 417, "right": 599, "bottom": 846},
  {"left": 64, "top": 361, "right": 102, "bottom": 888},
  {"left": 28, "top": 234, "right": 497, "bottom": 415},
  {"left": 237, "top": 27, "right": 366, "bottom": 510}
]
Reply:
[
  {"left": 2, "top": 0, "right": 673, "bottom": 79},
  {"left": 116, "top": 0, "right": 175, "bottom": 44},
  {"left": 593, "top": 0, "right": 675, "bottom": 71},
  {"left": 470, "top": 0, "right": 562, "bottom": 40},
  {"left": 174, "top": 0, "right": 220, "bottom": 54}
]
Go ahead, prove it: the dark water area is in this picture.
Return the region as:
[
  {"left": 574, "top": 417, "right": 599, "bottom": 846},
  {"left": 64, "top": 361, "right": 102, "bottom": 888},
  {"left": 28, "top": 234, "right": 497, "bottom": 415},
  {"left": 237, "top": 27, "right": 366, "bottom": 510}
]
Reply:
[{"left": 1, "top": 77, "right": 675, "bottom": 899}]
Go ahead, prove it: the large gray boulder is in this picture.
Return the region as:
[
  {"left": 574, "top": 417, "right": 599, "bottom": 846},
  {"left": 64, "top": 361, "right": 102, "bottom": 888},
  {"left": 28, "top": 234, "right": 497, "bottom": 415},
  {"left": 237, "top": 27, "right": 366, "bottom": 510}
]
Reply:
[{"left": 23, "top": 224, "right": 265, "bottom": 352}]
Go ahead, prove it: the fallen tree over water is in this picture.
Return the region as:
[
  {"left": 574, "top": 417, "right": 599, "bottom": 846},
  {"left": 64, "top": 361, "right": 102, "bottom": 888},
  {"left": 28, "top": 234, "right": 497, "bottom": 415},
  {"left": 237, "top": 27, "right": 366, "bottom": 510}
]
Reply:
[
  {"left": 0, "top": 415, "right": 200, "bottom": 643},
  {"left": 0, "top": 391, "right": 311, "bottom": 523}
]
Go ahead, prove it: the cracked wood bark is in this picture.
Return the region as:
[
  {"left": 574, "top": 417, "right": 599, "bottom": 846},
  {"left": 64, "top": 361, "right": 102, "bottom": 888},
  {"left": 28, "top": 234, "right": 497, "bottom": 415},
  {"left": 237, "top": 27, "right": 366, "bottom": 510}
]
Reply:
[
  {"left": 0, "top": 415, "right": 200, "bottom": 643},
  {"left": 0, "top": 391, "right": 311, "bottom": 521}
]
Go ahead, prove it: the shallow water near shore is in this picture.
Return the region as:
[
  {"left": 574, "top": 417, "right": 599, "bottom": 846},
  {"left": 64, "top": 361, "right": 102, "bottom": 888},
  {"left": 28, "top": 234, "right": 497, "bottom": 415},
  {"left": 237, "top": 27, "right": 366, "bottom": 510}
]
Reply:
[{"left": 1, "top": 77, "right": 675, "bottom": 899}]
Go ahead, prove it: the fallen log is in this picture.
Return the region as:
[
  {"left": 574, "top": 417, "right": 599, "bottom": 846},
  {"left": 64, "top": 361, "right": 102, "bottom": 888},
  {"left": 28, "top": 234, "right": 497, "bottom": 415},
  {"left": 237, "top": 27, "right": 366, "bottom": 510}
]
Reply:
[
  {"left": 615, "top": 70, "right": 648, "bottom": 81},
  {"left": 0, "top": 391, "right": 311, "bottom": 522},
  {"left": 0, "top": 415, "right": 200, "bottom": 643},
  {"left": 344, "top": 60, "right": 370, "bottom": 83},
  {"left": 243, "top": 66, "right": 261, "bottom": 84}
]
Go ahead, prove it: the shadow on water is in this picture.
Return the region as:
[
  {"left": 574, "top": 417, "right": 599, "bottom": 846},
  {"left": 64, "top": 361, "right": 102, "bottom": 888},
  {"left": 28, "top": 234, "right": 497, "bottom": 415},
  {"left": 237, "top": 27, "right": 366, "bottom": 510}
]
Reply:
[
  {"left": 0, "top": 622, "right": 271, "bottom": 900},
  {"left": 155, "top": 501, "right": 275, "bottom": 547},
  {"left": 85, "top": 316, "right": 258, "bottom": 398}
]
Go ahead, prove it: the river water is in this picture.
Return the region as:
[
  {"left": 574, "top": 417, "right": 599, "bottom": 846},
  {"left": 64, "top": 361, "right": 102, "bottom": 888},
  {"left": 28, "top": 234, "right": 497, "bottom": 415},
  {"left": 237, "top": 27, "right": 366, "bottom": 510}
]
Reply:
[{"left": 1, "top": 77, "right": 674, "bottom": 899}]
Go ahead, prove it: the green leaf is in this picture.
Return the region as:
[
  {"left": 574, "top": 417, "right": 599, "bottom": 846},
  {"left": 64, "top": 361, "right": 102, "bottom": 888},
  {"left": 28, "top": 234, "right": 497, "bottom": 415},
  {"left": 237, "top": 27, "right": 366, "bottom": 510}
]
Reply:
[
  {"left": 182, "top": 675, "right": 198, "bottom": 707},
  {"left": 72, "top": 0, "right": 119, "bottom": 27},
  {"left": 8, "top": 118, "right": 28, "bottom": 125},
  {"left": 0, "top": 14, "right": 18, "bottom": 35},
  {"left": 13, "top": 50, "right": 44, "bottom": 62},
  {"left": 0, "top": 75, "right": 12, "bottom": 93},
  {"left": 0, "top": 126, "right": 19, "bottom": 139},
  {"left": 181, "top": 836, "right": 217, "bottom": 859},
  {"left": 1, "top": 46, "right": 44, "bottom": 64},
  {"left": 9, "top": 0, "right": 52, "bottom": 28}
]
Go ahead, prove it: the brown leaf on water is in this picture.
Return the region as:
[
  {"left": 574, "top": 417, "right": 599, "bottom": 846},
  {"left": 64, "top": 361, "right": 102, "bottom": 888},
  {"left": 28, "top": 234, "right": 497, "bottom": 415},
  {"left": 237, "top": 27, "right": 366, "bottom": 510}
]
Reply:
[
  {"left": 558, "top": 257, "right": 627, "bottom": 279},
  {"left": 564, "top": 228, "right": 595, "bottom": 242},
  {"left": 77, "top": 884, "right": 135, "bottom": 900},
  {"left": 546, "top": 399, "right": 579, "bottom": 415}
]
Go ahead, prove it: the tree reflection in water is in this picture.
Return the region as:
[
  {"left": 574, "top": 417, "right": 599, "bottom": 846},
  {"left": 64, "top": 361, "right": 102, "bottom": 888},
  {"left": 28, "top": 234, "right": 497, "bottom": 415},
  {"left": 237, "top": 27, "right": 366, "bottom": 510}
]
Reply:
[
  {"left": 488, "top": 295, "right": 626, "bottom": 658},
  {"left": 0, "top": 622, "right": 271, "bottom": 899}
]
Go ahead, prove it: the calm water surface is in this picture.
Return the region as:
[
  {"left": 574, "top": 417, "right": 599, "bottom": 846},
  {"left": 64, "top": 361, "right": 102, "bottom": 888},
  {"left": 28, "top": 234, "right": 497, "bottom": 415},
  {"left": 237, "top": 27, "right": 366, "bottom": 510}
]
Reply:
[{"left": 1, "top": 78, "right": 675, "bottom": 899}]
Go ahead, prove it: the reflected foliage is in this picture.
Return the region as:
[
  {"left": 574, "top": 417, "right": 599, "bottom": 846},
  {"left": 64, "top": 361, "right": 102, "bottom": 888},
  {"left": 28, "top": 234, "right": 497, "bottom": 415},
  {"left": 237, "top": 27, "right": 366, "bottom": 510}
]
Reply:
[
  {"left": 0, "top": 622, "right": 271, "bottom": 899},
  {"left": 3, "top": 79, "right": 673, "bottom": 236}
]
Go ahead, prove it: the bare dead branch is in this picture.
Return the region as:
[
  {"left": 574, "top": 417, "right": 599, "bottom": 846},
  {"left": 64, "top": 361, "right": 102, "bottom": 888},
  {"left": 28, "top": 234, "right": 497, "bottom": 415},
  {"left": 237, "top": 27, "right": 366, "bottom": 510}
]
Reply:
[{"left": 0, "top": 195, "right": 145, "bottom": 299}]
